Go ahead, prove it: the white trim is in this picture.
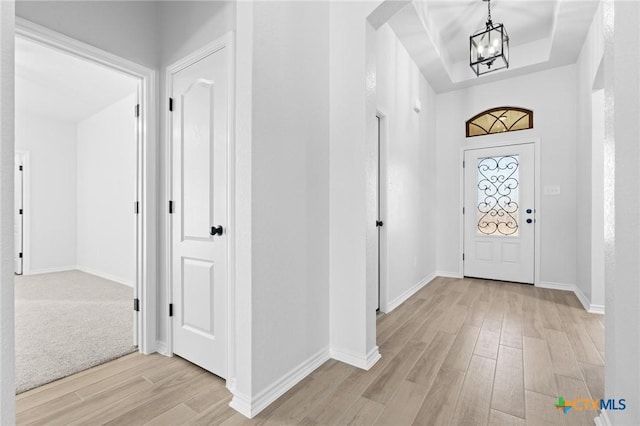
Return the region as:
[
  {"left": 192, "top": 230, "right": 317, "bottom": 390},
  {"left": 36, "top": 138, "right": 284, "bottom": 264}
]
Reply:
[
  {"left": 165, "top": 32, "right": 236, "bottom": 378},
  {"left": 436, "top": 271, "right": 464, "bottom": 279},
  {"left": 537, "top": 281, "right": 575, "bottom": 292},
  {"left": 573, "top": 285, "right": 605, "bottom": 314},
  {"left": 595, "top": 410, "right": 612, "bottom": 426},
  {"left": 75, "top": 265, "right": 134, "bottom": 288},
  {"left": 384, "top": 273, "right": 436, "bottom": 313},
  {"left": 330, "top": 345, "right": 381, "bottom": 370},
  {"left": 155, "top": 341, "right": 170, "bottom": 357},
  {"left": 230, "top": 346, "right": 330, "bottom": 419},
  {"left": 15, "top": 18, "right": 158, "bottom": 355},
  {"left": 375, "top": 107, "right": 388, "bottom": 313},
  {"left": 23, "top": 266, "right": 76, "bottom": 275},
  {"left": 460, "top": 138, "right": 541, "bottom": 285},
  {"left": 14, "top": 150, "right": 29, "bottom": 275},
  {"left": 365, "top": 346, "right": 382, "bottom": 369}
]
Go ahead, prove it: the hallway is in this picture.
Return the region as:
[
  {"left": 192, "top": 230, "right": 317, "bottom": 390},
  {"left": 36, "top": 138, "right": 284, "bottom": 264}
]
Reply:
[{"left": 16, "top": 277, "right": 604, "bottom": 425}]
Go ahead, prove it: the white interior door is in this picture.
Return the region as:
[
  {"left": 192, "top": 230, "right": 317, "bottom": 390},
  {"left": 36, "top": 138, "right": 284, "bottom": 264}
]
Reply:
[
  {"left": 15, "top": 154, "right": 24, "bottom": 275},
  {"left": 171, "top": 46, "right": 228, "bottom": 378},
  {"left": 464, "top": 144, "right": 535, "bottom": 283}
]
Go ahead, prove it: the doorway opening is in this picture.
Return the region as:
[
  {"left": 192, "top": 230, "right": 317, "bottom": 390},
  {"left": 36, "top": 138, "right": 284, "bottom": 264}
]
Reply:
[{"left": 13, "top": 19, "right": 157, "bottom": 393}]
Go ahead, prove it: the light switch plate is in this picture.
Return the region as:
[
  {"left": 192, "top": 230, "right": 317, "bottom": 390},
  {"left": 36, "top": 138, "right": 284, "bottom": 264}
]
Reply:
[{"left": 544, "top": 185, "right": 561, "bottom": 196}]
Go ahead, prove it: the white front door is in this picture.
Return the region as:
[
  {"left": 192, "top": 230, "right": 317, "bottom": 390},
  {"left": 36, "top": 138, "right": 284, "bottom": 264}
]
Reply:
[
  {"left": 15, "top": 154, "right": 24, "bottom": 275},
  {"left": 171, "top": 45, "right": 228, "bottom": 378},
  {"left": 464, "top": 144, "right": 535, "bottom": 283}
]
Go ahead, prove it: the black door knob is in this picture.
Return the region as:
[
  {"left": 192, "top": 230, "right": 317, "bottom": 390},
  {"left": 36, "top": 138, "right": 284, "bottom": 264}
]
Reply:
[
  {"left": 526, "top": 219, "right": 533, "bottom": 224},
  {"left": 210, "top": 225, "right": 223, "bottom": 236},
  {"left": 376, "top": 220, "right": 384, "bottom": 227},
  {"left": 526, "top": 209, "right": 533, "bottom": 214}
]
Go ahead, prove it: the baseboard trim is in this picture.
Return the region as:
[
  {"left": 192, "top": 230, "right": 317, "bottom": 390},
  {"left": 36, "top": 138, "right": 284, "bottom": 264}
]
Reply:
[
  {"left": 155, "top": 341, "right": 169, "bottom": 356},
  {"left": 230, "top": 346, "right": 330, "bottom": 418},
  {"left": 573, "top": 286, "right": 605, "bottom": 314},
  {"left": 435, "top": 270, "right": 463, "bottom": 279},
  {"left": 538, "top": 281, "right": 605, "bottom": 315},
  {"left": 330, "top": 345, "right": 381, "bottom": 370},
  {"left": 595, "top": 409, "right": 612, "bottom": 426},
  {"left": 24, "top": 265, "right": 76, "bottom": 275},
  {"left": 229, "top": 390, "right": 253, "bottom": 418},
  {"left": 76, "top": 265, "right": 134, "bottom": 288},
  {"left": 364, "top": 346, "right": 382, "bottom": 369},
  {"left": 537, "top": 281, "right": 575, "bottom": 291},
  {"left": 385, "top": 273, "right": 436, "bottom": 313}
]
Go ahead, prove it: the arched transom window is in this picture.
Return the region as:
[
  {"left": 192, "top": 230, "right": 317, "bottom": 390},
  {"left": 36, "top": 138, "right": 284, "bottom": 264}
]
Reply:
[{"left": 466, "top": 107, "right": 533, "bottom": 137}]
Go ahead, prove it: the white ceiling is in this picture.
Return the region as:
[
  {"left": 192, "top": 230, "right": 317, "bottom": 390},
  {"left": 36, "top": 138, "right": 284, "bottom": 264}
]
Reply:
[
  {"left": 16, "top": 37, "right": 138, "bottom": 123},
  {"left": 388, "top": 0, "right": 600, "bottom": 93}
]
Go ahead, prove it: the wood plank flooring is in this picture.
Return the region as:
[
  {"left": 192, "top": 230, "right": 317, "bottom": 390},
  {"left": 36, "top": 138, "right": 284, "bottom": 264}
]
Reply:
[{"left": 16, "top": 277, "right": 605, "bottom": 425}]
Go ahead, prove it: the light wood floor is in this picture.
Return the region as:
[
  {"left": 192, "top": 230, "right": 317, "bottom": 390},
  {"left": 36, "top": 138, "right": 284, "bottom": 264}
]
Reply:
[{"left": 16, "top": 277, "right": 605, "bottom": 425}]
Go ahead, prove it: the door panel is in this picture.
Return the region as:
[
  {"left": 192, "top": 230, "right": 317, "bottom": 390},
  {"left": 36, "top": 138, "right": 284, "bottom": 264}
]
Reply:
[
  {"left": 464, "top": 144, "right": 535, "bottom": 283},
  {"left": 172, "top": 46, "right": 228, "bottom": 378}
]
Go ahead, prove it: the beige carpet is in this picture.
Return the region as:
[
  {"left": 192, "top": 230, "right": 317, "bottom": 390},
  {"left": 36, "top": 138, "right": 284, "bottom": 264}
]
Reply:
[{"left": 15, "top": 270, "right": 136, "bottom": 394}]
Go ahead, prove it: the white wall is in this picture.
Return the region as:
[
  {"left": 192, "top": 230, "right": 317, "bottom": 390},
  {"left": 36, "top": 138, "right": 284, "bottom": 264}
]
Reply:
[
  {"left": 376, "top": 24, "right": 437, "bottom": 309},
  {"left": 15, "top": 111, "right": 77, "bottom": 273},
  {"left": 328, "top": 0, "right": 378, "bottom": 371},
  {"left": 604, "top": 1, "right": 640, "bottom": 423},
  {"left": 77, "top": 94, "right": 136, "bottom": 286},
  {"left": 575, "top": 3, "right": 604, "bottom": 310},
  {"left": 249, "top": 0, "right": 330, "bottom": 397},
  {"left": 435, "top": 65, "right": 578, "bottom": 286},
  {"left": 15, "top": 1, "right": 159, "bottom": 69},
  {"left": 0, "top": 2, "right": 16, "bottom": 422}
]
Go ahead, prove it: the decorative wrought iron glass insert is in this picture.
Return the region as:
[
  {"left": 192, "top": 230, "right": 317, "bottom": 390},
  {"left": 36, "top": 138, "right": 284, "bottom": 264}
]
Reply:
[
  {"left": 476, "top": 155, "right": 520, "bottom": 236},
  {"left": 466, "top": 107, "right": 533, "bottom": 137}
]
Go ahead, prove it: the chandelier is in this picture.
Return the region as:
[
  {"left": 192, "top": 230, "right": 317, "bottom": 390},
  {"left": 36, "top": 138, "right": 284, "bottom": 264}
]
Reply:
[{"left": 470, "top": 0, "right": 509, "bottom": 76}]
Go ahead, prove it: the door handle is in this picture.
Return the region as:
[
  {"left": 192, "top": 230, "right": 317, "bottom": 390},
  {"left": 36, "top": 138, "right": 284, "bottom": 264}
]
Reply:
[
  {"left": 376, "top": 220, "right": 384, "bottom": 227},
  {"left": 526, "top": 219, "right": 533, "bottom": 224},
  {"left": 210, "top": 225, "right": 223, "bottom": 236}
]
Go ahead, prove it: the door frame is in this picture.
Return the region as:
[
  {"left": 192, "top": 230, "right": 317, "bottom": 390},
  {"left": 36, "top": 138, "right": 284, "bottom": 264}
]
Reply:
[
  {"left": 14, "top": 151, "right": 28, "bottom": 275},
  {"left": 375, "top": 108, "right": 388, "bottom": 312},
  {"left": 164, "top": 32, "right": 236, "bottom": 382},
  {"left": 460, "top": 137, "right": 541, "bottom": 285},
  {"left": 15, "top": 18, "right": 159, "bottom": 353},
  {"left": 14, "top": 149, "right": 31, "bottom": 275}
]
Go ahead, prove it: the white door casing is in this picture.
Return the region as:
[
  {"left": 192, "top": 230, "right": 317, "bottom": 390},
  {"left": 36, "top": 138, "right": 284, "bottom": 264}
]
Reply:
[
  {"left": 171, "top": 44, "right": 229, "bottom": 378},
  {"left": 14, "top": 154, "right": 24, "bottom": 275},
  {"left": 464, "top": 143, "right": 535, "bottom": 283}
]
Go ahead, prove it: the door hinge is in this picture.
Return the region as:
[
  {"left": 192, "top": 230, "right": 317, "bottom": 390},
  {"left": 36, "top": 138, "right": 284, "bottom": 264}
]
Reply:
[
  {"left": 134, "top": 104, "right": 140, "bottom": 118},
  {"left": 463, "top": 160, "right": 465, "bottom": 168},
  {"left": 134, "top": 201, "right": 140, "bottom": 214},
  {"left": 169, "top": 98, "right": 173, "bottom": 112},
  {"left": 462, "top": 207, "right": 465, "bottom": 215},
  {"left": 134, "top": 298, "right": 140, "bottom": 312},
  {"left": 169, "top": 303, "right": 173, "bottom": 317},
  {"left": 19, "top": 165, "right": 23, "bottom": 171},
  {"left": 19, "top": 253, "right": 23, "bottom": 258},
  {"left": 462, "top": 253, "right": 465, "bottom": 261},
  {"left": 169, "top": 200, "right": 174, "bottom": 214}
]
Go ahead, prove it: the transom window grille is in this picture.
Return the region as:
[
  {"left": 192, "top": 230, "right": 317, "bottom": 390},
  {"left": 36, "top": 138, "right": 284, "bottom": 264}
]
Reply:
[
  {"left": 466, "top": 107, "right": 533, "bottom": 137},
  {"left": 477, "top": 155, "right": 520, "bottom": 236}
]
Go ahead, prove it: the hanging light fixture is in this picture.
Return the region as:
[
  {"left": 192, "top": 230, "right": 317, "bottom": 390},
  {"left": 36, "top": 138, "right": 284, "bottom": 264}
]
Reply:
[{"left": 470, "top": 0, "right": 509, "bottom": 76}]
